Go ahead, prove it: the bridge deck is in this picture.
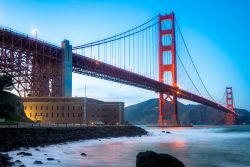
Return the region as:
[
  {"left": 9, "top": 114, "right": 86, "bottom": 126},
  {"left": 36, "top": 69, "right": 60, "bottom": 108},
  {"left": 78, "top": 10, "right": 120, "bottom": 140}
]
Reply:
[{"left": 0, "top": 27, "right": 233, "bottom": 114}]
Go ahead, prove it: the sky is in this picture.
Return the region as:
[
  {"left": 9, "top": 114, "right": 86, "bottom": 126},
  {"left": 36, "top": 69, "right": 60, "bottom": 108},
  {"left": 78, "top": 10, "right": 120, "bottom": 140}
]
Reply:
[{"left": 0, "top": 0, "right": 249, "bottom": 110}]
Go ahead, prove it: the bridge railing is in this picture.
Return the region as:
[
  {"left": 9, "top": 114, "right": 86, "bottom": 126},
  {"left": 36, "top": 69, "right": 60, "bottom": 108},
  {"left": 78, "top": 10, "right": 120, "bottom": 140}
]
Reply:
[{"left": 0, "top": 25, "right": 60, "bottom": 49}]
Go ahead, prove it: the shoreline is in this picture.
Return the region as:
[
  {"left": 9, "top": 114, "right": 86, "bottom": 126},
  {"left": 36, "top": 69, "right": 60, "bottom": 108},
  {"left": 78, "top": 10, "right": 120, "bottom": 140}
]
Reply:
[{"left": 0, "top": 125, "right": 147, "bottom": 152}]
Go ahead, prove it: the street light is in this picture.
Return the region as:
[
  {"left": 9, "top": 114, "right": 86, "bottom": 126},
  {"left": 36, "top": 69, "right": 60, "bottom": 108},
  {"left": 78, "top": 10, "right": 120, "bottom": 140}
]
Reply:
[{"left": 32, "top": 29, "right": 38, "bottom": 39}]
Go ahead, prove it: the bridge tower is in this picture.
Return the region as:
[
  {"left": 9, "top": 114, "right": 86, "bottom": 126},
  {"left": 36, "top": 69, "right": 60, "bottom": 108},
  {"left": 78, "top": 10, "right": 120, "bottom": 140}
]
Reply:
[
  {"left": 225, "top": 87, "right": 235, "bottom": 125},
  {"left": 158, "top": 12, "right": 179, "bottom": 126}
]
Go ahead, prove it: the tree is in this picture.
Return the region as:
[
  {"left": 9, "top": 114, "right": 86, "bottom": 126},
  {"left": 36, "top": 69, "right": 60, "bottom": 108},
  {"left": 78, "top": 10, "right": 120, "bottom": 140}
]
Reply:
[{"left": 0, "top": 74, "right": 14, "bottom": 92}]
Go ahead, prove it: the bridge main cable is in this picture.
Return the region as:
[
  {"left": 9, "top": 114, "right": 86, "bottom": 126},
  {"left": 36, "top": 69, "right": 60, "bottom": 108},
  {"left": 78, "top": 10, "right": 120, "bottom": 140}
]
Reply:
[{"left": 72, "top": 15, "right": 159, "bottom": 50}]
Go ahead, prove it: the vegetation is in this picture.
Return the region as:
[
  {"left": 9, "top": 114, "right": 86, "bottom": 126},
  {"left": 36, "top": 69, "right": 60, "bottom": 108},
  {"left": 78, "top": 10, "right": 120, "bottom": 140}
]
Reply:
[
  {"left": 0, "top": 74, "right": 14, "bottom": 92},
  {"left": 0, "top": 73, "right": 29, "bottom": 122}
]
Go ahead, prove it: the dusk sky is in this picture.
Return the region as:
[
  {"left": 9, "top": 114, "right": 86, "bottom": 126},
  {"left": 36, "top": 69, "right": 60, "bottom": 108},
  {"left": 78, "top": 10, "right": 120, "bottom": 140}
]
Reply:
[{"left": 1, "top": 0, "right": 249, "bottom": 110}]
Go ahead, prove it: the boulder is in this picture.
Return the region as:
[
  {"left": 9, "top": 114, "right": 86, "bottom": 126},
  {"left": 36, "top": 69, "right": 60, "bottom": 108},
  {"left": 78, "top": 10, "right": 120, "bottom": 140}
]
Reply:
[
  {"left": 16, "top": 152, "right": 32, "bottom": 156},
  {"left": 80, "top": 152, "right": 87, "bottom": 156},
  {"left": 15, "top": 159, "right": 22, "bottom": 164},
  {"left": 46, "top": 158, "right": 55, "bottom": 161},
  {"left": 0, "top": 153, "right": 12, "bottom": 167},
  {"left": 33, "top": 160, "right": 43, "bottom": 164},
  {"left": 136, "top": 151, "right": 185, "bottom": 167}
]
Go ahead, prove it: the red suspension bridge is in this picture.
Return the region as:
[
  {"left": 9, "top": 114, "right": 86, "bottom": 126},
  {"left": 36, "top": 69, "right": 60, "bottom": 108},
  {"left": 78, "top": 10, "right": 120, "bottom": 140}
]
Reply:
[{"left": 0, "top": 12, "right": 236, "bottom": 125}]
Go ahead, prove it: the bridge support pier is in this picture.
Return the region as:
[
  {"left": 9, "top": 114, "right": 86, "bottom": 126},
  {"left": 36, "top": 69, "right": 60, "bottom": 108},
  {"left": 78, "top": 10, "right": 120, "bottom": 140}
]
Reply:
[
  {"left": 158, "top": 92, "right": 178, "bottom": 126},
  {"left": 61, "top": 40, "right": 72, "bottom": 97},
  {"left": 158, "top": 12, "right": 179, "bottom": 126}
]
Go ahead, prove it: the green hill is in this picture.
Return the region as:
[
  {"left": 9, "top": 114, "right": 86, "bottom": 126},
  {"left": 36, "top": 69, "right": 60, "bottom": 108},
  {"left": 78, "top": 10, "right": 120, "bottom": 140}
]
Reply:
[
  {"left": 0, "top": 91, "right": 29, "bottom": 122},
  {"left": 124, "top": 98, "right": 250, "bottom": 125}
]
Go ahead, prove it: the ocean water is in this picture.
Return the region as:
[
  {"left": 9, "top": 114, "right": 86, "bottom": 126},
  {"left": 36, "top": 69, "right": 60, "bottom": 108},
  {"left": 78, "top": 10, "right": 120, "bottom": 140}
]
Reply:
[{"left": 7, "top": 125, "right": 250, "bottom": 167}]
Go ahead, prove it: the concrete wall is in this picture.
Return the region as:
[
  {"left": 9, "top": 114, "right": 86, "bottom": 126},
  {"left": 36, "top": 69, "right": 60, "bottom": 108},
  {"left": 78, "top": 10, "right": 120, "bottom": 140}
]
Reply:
[{"left": 61, "top": 40, "right": 72, "bottom": 97}]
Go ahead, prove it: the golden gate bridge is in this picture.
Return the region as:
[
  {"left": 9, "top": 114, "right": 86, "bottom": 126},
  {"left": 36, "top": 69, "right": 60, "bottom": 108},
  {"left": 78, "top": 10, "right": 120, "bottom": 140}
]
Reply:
[{"left": 0, "top": 12, "right": 236, "bottom": 125}]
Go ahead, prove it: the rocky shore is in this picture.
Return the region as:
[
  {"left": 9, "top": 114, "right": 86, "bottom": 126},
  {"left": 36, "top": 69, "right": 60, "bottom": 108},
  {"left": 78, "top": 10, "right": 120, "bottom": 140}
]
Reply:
[{"left": 0, "top": 126, "right": 147, "bottom": 152}]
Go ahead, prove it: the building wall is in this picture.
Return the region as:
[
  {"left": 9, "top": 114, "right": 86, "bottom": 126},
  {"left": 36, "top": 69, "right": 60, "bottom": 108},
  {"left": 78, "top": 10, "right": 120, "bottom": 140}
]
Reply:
[
  {"left": 23, "top": 97, "right": 124, "bottom": 125},
  {"left": 86, "top": 99, "right": 124, "bottom": 125}
]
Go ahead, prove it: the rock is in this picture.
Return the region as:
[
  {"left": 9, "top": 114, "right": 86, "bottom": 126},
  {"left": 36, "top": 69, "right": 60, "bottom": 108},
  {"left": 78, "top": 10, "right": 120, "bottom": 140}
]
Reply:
[
  {"left": 33, "top": 160, "right": 43, "bottom": 164},
  {"left": 161, "top": 131, "right": 165, "bottom": 133},
  {"left": 15, "top": 159, "right": 22, "bottom": 164},
  {"left": 16, "top": 152, "right": 32, "bottom": 156},
  {"left": 80, "top": 153, "right": 87, "bottom": 156},
  {"left": 166, "top": 131, "right": 171, "bottom": 134},
  {"left": 10, "top": 161, "right": 15, "bottom": 166},
  {"left": 98, "top": 139, "right": 101, "bottom": 141},
  {"left": 136, "top": 150, "right": 185, "bottom": 167},
  {"left": 20, "top": 165, "right": 26, "bottom": 167},
  {"left": 15, "top": 159, "right": 22, "bottom": 163},
  {"left": 0, "top": 153, "right": 12, "bottom": 167},
  {"left": 35, "top": 148, "right": 40, "bottom": 151},
  {"left": 47, "top": 158, "right": 55, "bottom": 161},
  {"left": 44, "top": 154, "right": 47, "bottom": 156}
]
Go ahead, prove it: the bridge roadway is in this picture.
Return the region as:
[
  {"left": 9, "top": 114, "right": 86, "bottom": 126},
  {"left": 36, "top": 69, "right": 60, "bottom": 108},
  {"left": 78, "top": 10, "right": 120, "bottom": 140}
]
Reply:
[{"left": 0, "top": 27, "right": 233, "bottom": 114}]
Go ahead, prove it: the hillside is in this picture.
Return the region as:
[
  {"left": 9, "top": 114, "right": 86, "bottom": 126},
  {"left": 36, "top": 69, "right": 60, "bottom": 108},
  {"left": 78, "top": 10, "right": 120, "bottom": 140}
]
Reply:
[
  {"left": 0, "top": 91, "right": 29, "bottom": 122},
  {"left": 124, "top": 98, "right": 250, "bottom": 125}
]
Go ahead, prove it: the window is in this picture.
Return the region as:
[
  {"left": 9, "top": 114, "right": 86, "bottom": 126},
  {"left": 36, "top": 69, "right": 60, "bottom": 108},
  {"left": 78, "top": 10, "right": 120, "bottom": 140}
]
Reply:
[
  {"left": 30, "top": 106, "right": 32, "bottom": 110},
  {"left": 73, "top": 106, "right": 75, "bottom": 110},
  {"left": 30, "top": 113, "right": 32, "bottom": 117},
  {"left": 51, "top": 112, "right": 53, "bottom": 117},
  {"left": 78, "top": 113, "right": 80, "bottom": 117},
  {"left": 68, "top": 106, "right": 70, "bottom": 110},
  {"left": 24, "top": 106, "right": 27, "bottom": 110},
  {"left": 73, "top": 113, "right": 74, "bottom": 117},
  {"left": 57, "top": 113, "right": 59, "bottom": 117},
  {"left": 51, "top": 106, "right": 53, "bottom": 110},
  {"left": 36, "top": 106, "right": 37, "bottom": 110},
  {"left": 41, "top": 113, "right": 43, "bottom": 116},
  {"left": 81, "top": 106, "right": 83, "bottom": 110},
  {"left": 57, "top": 106, "right": 59, "bottom": 110},
  {"left": 46, "top": 106, "right": 48, "bottom": 110},
  {"left": 62, "top": 113, "right": 64, "bottom": 117},
  {"left": 68, "top": 113, "right": 69, "bottom": 117},
  {"left": 46, "top": 113, "right": 48, "bottom": 117},
  {"left": 78, "top": 106, "right": 80, "bottom": 110},
  {"left": 35, "top": 113, "right": 37, "bottom": 117},
  {"left": 62, "top": 106, "right": 64, "bottom": 110},
  {"left": 41, "top": 106, "right": 43, "bottom": 110}
]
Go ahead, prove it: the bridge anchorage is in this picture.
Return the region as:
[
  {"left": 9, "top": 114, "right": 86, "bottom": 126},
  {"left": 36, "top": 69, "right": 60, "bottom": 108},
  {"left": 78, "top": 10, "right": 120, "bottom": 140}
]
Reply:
[{"left": 0, "top": 12, "right": 236, "bottom": 126}]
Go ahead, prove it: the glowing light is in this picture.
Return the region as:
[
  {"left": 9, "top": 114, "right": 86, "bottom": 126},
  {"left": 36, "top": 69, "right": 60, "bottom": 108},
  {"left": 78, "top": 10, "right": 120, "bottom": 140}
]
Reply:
[
  {"left": 91, "top": 52, "right": 95, "bottom": 58},
  {"left": 111, "top": 59, "right": 116, "bottom": 65},
  {"left": 31, "top": 28, "right": 38, "bottom": 38}
]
